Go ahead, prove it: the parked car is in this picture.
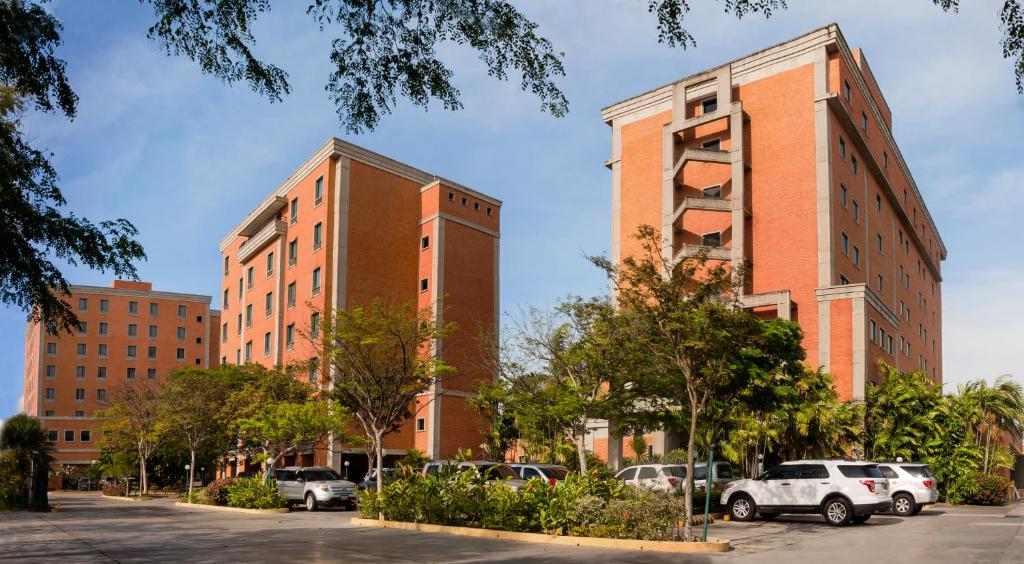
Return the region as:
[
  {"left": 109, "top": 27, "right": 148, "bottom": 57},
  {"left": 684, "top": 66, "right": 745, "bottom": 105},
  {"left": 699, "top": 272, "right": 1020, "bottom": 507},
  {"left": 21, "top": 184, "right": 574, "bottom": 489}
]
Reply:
[
  {"left": 508, "top": 463, "right": 570, "bottom": 484},
  {"left": 423, "top": 461, "right": 528, "bottom": 490},
  {"left": 693, "top": 461, "right": 736, "bottom": 489},
  {"left": 721, "top": 460, "right": 892, "bottom": 526},
  {"left": 357, "top": 468, "right": 397, "bottom": 490},
  {"left": 876, "top": 462, "right": 938, "bottom": 516},
  {"left": 614, "top": 464, "right": 686, "bottom": 492},
  {"left": 273, "top": 467, "right": 358, "bottom": 511}
]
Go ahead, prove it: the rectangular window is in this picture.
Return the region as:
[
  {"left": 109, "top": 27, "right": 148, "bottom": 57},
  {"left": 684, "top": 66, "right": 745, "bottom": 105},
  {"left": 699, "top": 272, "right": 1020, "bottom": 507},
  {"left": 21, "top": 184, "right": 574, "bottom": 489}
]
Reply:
[
  {"left": 312, "top": 268, "right": 322, "bottom": 295},
  {"left": 264, "top": 332, "right": 271, "bottom": 356},
  {"left": 876, "top": 193, "right": 882, "bottom": 211},
  {"left": 45, "top": 388, "right": 56, "bottom": 401},
  {"left": 245, "top": 305, "right": 253, "bottom": 327},
  {"left": 223, "top": 289, "right": 229, "bottom": 308},
  {"left": 47, "top": 430, "right": 57, "bottom": 441},
  {"left": 99, "top": 322, "right": 108, "bottom": 336},
  {"left": 883, "top": 152, "right": 889, "bottom": 169},
  {"left": 80, "top": 430, "right": 91, "bottom": 442},
  {"left": 701, "top": 138, "right": 721, "bottom": 151},
  {"left": 421, "top": 235, "right": 430, "bottom": 249},
  {"left": 288, "top": 239, "right": 298, "bottom": 266},
  {"left": 244, "top": 341, "right": 252, "bottom": 362},
  {"left": 177, "top": 327, "right": 186, "bottom": 340},
  {"left": 286, "top": 324, "right": 295, "bottom": 350},
  {"left": 147, "top": 346, "right": 157, "bottom": 360},
  {"left": 237, "top": 313, "right": 242, "bottom": 335},
  {"left": 701, "top": 97, "right": 717, "bottom": 114},
  {"left": 98, "top": 344, "right": 108, "bottom": 358},
  {"left": 852, "top": 201, "right": 859, "bottom": 222},
  {"left": 265, "top": 292, "right": 273, "bottom": 316},
  {"left": 149, "top": 302, "right": 159, "bottom": 316},
  {"left": 177, "top": 304, "right": 187, "bottom": 319},
  {"left": 99, "top": 299, "right": 109, "bottom": 313},
  {"left": 314, "top": 176, "right": 324, "bottom": 205},
  {"left": 287, "top": 282, "right": 296, "bottom": 308},
  {"left": 96, "top": 389, "right": 106, "bottom": 402},
  {"left": 76, "top": 343, "right": 87, "bottom": 356},
  {"left": 840, "top": 184, "right": 847, "bottom": 207},
  {"left": 861, "top": 111, "right": 868, "bottom": 132},
  {"left": 127, "top": 367, "right": 136, "bottom": 380},
  {"left": 702, "top": 185, "right": 722, "bottom": 199},
  {"left": 870, "top": 320, "right": 878, "bottom": 342},
  {"left": 247, "top": 266, "right": 254, "bottom": 289},
  {"left": 97, "top": 366, "right": 106, "bottom": 379},
  {"left": 701, "top": 232, "right": 722, "bottom": 247},
  {"left": 75, "top": 388, "right": 85, "bottom": 401},
  {"left": 222, "top": 323, "right": 228, "bottom": 343},
  {"left": 236, "top": 349, "right": 242, "bottom": 365},
  {"left": 877, "top": 234, "right": 883, "bottom": 252},
  {"left": 839, "top": 137, "right": 846, "bottom": 158},
  {"left": 310, "top": 313, "right": 320, "bottom": 338},
  {"left": 147, "top": 368, "right": 156, "bottom": 379},
  {"left": 46, "top": 342, "right": 56, "bottom": 355},
  {"left": 45, "top": 365, "right": 56, "bottom": 379},
  {"left": 416, "top": 418, "right": 426, "bottom": 432},
  {"left": 290, "top": 197, "right": 298, "bottom": 223},
  {"left": 313, "top": 222, "right": 323, "bottom": 250},
  {"left": 148, "top": 325, "right": 158, "bottom": 338},
  {"left": 853, "top": 246, "right": 860, "bottom": 267},
  {"left": 128, "top": 345, "right": 137, "bottom": 359},
  {"left": 878, "top": 275, "right": 884, "bottom": 291},
  {"left": 77, "top": 321, "right": 87, "bottom": 335},
  {"left": 420, "top": 278, "right": 429, "bottom": 292},
  {"left": 843, "top": 80, "right": 851, "bottom": 102},
  {"left": 841, "top": 232, "right": 849, "bottom": 255},
  {"left": 309, "top": 359, "right": 319, "bottom": 384},
  {"left": 486, "top": 206, "right": 493, "bottom": 216},
  {"left": 64, "top": 430, "right": 75, "bottom": 442},
  {"left": 128, "top": 301, "right": 138, "bottom": 315},
  {"left": 851, "top": 155, "right": 858, "bottom": 175},
  {"left": 224, "top": 255, "right": 230, "bottom": 276},
  {"left": 238, "top": 278, "right": 243, "bottom": 299},
  {"left": 75, "top": 366, "right": 85, "bottom": 379},
  {"left": 266, "top": 252, "right": 274, "bottom": 276},
  {"left": 78, "top": 297, "right": 88, "bottom": 311},
  {"left": 176, "top": 348, "right": 185, "bottom": 360}
]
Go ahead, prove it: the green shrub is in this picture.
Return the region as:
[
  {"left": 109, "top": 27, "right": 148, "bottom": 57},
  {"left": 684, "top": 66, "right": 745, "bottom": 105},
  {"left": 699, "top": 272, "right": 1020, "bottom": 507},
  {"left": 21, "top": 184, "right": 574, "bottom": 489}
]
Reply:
[
  {"left": 204, "top": 477, "right": 236, "bottom": 506},
  {"left": 0, "top": 451, "right": 25, "bottom": 510},
  {"left": 948, "top": 472, "right": 1011, "bottom": 506},
  {"left": 225, "top": 477, "right": 287, "bottom": 509},
  {"left": 181, "top": 489, "right": 208, "bottom": 505}
]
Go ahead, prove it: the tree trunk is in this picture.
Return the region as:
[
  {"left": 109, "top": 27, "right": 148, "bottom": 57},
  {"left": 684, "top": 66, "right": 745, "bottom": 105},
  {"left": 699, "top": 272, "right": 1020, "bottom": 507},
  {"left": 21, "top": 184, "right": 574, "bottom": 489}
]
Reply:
[
  {"left": 983, "top": 427, "right": 992, "bottom": 474},
  {"left": 684, "top": 403, "right": 698, "bottom": 542},
  {"left": 188, "top": 449, "right": 196, "bottom": 497},
  {"left": 374, "top": 430, "right": 384, "bottom": 521},
  {"left": 139, "top": 453, "right": 148, "bottom": 495},
  {"left": 575, "top": 419, "right": 589, "bottom": 474}
]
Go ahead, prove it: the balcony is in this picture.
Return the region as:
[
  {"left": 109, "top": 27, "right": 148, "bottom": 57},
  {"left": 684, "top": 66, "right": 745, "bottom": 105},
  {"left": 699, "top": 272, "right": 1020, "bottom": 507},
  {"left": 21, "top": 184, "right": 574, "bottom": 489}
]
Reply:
[
  {"left": 673, "top": 244, "right": 731, "bottom": 262},
  {"left": 237, "top": 220, "right": 286, "bottom": 263}
]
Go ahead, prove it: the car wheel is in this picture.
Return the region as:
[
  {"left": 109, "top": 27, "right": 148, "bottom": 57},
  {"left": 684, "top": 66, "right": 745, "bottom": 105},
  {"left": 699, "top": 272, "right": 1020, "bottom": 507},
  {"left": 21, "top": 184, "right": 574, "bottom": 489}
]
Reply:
[
  {"left": 892, "top": 493, "right": 916, "bottom": 517},
  {"left": 729, "top": 494, "right": 756, "bottom": 522},
  {"left": 852, "top": 514, "right": 870, "bottom": 524},
  {"left": 759, "top": 512, "right": 778, "bottom": 521},
  {"left": 305, "top": 493, "right": 318, "bottom": 512},
  {"left": 822, "top": 497, "right": 852, "bottom": 526}
]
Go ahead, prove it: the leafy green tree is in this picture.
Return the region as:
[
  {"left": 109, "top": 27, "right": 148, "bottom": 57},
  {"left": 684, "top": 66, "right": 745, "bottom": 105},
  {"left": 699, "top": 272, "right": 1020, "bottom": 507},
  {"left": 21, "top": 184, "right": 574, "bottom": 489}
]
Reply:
[
  {"left": 0, "top": 413, "right": 51, "bottom": 510},
  {"left": 958, "top": 376, "right": 1024, "bottom": 473},
  {"left": 99, "top": 379, "right": 164, "bottom": 494},
  {"left": 318, "top": 298, "right": 454, "bottom": 497},
  {"left": 864, "top": 363, "right": 943, "bottom": 462},
  {"left": 468, "top": 378, "right": 520, "bottom": 463}
]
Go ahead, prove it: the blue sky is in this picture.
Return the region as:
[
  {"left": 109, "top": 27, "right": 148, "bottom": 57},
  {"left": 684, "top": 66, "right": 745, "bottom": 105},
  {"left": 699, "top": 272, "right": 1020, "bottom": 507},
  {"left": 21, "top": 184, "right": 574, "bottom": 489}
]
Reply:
[{"left": 4, "top": 1, "right": 1023, "bottom": 417}]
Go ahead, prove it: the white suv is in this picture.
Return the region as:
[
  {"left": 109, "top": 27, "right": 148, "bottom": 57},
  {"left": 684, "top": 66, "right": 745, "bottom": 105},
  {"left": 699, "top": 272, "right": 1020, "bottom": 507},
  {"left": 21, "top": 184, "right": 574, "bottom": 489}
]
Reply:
[
  {"left": 614, "top": 464, "right": 685, "bottom": 492},
  {"left": 876, "top": 462, "right": 938, "bottom": 516},
  {"left": 721, "top": 460, "right": 891, "bottom": 526}
]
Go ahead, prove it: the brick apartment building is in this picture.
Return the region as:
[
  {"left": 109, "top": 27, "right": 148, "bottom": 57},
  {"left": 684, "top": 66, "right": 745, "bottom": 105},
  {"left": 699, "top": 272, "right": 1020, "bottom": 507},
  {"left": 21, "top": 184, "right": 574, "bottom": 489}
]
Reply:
[
  {"left": 22, "top": 281, "right": 220, "bottom": 470},
  {"left": 218, "top": 138, "right": 500, "bottom": 476},
  {"left": 590, "top": 24, "right": 946, "bottom": 463}
]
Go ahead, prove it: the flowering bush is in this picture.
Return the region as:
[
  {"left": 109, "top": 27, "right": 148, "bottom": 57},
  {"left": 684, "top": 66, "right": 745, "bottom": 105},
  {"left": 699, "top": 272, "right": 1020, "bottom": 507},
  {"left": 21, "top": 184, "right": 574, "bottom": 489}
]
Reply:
[
  {"left": 101, "top": 482, "right": 126, "bottom": 497},
  {"left": 203, "top": 477, "right": 236, "bottom": 506},
  {"left": 224, "top": 477, "right": 287, "bottom": 509},
  {"left": 948, "top": 472, "right": 1011, "bottom": 506}
]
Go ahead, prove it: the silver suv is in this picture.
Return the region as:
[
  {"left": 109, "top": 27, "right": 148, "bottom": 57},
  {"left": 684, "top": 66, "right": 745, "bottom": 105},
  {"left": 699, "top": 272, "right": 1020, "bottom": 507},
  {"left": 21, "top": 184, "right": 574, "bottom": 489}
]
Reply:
[
  {"left": 274, "top": 467, "right": 358, "bottom": 511},
  {"left": 876, "top": 462, "right": 938, "bottom": 516},
  {"left": 721, "top": 460, "right": 892, "bottom": 526}
]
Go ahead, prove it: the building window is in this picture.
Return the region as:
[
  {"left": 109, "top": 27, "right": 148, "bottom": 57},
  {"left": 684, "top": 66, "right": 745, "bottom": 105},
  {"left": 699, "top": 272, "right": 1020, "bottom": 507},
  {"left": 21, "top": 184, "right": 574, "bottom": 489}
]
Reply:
[
  {"left": 75, "top": 388, "right": 85, "bottom": 401},
  {"left": 75, "top": 366, "right": 85, "bottom": 379},
  {"left": 851, "top": 155, "right": 858, "bottom": 175},
  {"left": 421, "top": 235, "right": 430, "bottom": 249},
  {"left": 46, "top": 342, "right": 56, "bottom": 355},
  {"left": 64, "top": 430, "right": 75, "bottom": 442},
  {"left": 244, "top": 341, "right": 252, "bottom": 362},
  {"left": 853, "top": 246, "right": 860, "bottom": 267},
  {"left": 149, "top": 325, "right": 158, "bottom": 339},
  {"left": 47, "top": 430, "right": 58, "bottom": 441},
  {"left": 128, "top": 301, "right": 138, "bottom": 315},
  {"left": 312, "top": 268, "right": 322, "bottom": 295},
  {"left": 870, "top": 320, "right": 878, "bottom": 342},
  {"left": 224, "top": 255, "right": 230, "bottom": 276},
  {"left": 310, "top": 313, "right": 320, "bottom": 338},
  {"left": 461, "top": 196, "right": 468, "bottom": 206},
  {"left": 222, "top": 323, "right": 228, "bottom": 343},
  {"left": 96, "top": 389, "right": 106, "bottom": 402},
  {"left": 99, "top": 322, "right": 109, "bottom": 336},
  {"left": 238, "top": 277, "right": 243, "bottom": 299},
  {"left": 177, "top": 348, "right": 185, "bottom": 361},
  {"left": 839, "top": 137, "right": 846, "bottom": 158},
  {"left": 852, "top": 200, "right": 859, "bottom": 222},
  {"left": 474, "top": 201, "right": 481, "bottom": 211},
  {"left": 147, "top": 368, "right": 156, "bottom": 379},
  {"left": 420, "top": 278, "right": 429, "bottom": 292},
  {"left": 76, "top": 343, "right": 87, "bottom": 357},
  {"left": 99, "top": 299, "right": 109, "bottom": 313},
  {"left": 878, "top": 274, "right": 884, "bottom": 291},
  {"left": 266, "top": 251, "right": 274, "bottom": 277},
  {"left": 288, "top": 239, "right": 298, "bottom": 266},
  {"left": 486, "top": 206, "right": 493, "bottom": 216},
  {"left": 839, "top": 184, "right": 847, "bottom": 207},
  {"left": 309, "top": 359, "right": 319, "bottom": 384},
  {"left": 74, "top": 410, "right": 84, "bottom": 418},
  {"left": 177, "top": 304, "right": 187, "bottom": 319},
  {"left": 861, "top": 111, "right": 868, "bottom": 132},
  {"left": 147, "top": 302, "right": 157, "bottom": 316},
  {"left": 701, "top": 138, "right": 721, "bottom": 151},
  {"left": 44, "top": 387, "right": 57, "bottom": 401},
  {"left": 98, "top": 344, "right": 108, "bottom": 358},
  {"left": 237, "top": 313, "right": 242, "bottom": 335},
  {"left": 290, "top": 197, "right": 298, "bottom": 223},
  {"left": 286, "top": 324, "right": 295, "bottom": 350},
  {"left": 840, "top": 232, "right": 849, "bottom": 255},
  {"left": 177, "top": 326, "right": 186, "bottom": 340},
  {"left": 77, "top": 321, "right": 87, "bottom": 335},
  {"left": 287, "top": 282, "right": 296, "bottom": 308},
  {"left": 265, "top": 292, "right": 273, "bottom": 317},
  {"left": 45, "top": 365, "right": 56, "bottom": 379},
  {"left": 78, "top": 297, "right": 88, "bottom": 311},
  {"left": 701, "top": 232, "right": 722, "bottom": 247},
  {"left": 843, "top": 80, "right": 852, "bottom": 102},
  {"left": 147, "top": 346, "right": 157, "bottom": 360},
  {"left": 416, "top": 418, "right": 426, "bottom": 432},
  {"left": 247, "top": 266, "right": 254, "bottom": 289},
  {"left": 702, "top": 185, "right": 722, "bottom": 199},
  {"left": 876, "top": 193, "right": 882, "bottom": 212},
  {"left": 701, "top": 97, "right": 718, "bottom": 114},
  {"left": 263, "top": 332, "right": 271, "bottom": 357},
  {"left": 245, "top": 305, "right": 253, "bottom": 327},
  {"left": 876, "top": 234, "right": 883, "bottom": 252},
  {"left": 80, "top": 430, "right": 91, "bottom": 442},
  {"left": 127, "top": 367, "right": 136, "bottom": 380},
  {"left": 223, "top": 289, "right": 229, "bottom": 308},
  {"left": 128, "top": 345, "right": 137, "bottom": 359},
  {"left": 883, "top": 152, "right": 889, "bottom": 169},
  {"left": 313, "top": 222, "right": 323, "bottom": 250},
  {"left": 448, "top": 191, "right": 455, "bottom": 201},
  {"left": 97, "top": 366, "right": 106, "bottom": 379},
  {"left": 314, "top": 176, "right": 324, "bottom": 205}
]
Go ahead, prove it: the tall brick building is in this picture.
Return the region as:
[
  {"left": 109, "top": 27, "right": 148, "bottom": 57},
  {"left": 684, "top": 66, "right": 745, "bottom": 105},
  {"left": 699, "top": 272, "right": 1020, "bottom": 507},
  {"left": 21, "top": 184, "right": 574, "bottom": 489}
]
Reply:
[
  {"left": 592, "top": 24, "right": 946, "bottom": 462},
  {"left": 22, "top": 281, "right": 220, "bottom": 469},
  {"left": 218, "top": 138, "right": 500, "bottom": 474}
]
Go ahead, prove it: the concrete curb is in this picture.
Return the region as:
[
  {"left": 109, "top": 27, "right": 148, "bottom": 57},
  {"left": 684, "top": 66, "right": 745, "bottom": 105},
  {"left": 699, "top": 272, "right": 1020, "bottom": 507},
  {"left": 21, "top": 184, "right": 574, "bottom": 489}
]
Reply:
[
  {"left": 173, "top": 502, "right": 289, "bottom": 515},
  {"left": 101, "top": 494, "right": 149, "bottom": 502},
  {"left": 350, "top": 518, "right": 730, "bottom": 553}
]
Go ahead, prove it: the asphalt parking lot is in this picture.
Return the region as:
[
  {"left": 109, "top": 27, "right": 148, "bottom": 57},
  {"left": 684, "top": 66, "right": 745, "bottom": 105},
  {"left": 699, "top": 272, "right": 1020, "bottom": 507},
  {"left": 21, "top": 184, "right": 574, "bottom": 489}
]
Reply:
[{"left": 0, "top": 493, "right": 1021, "bottom": 563}]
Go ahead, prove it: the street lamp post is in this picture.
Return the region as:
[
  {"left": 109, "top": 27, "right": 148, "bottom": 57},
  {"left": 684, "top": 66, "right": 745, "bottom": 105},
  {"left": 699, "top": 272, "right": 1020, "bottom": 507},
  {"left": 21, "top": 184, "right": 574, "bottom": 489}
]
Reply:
[
  {"left": 184, "top": 464, "right": 191, "bottom": 497},
  {"left": 344, "top": 460, "right": 350, "bottom": 481},
  {"left": 702, "top": 444, "right": 716, "bottom": 542}
]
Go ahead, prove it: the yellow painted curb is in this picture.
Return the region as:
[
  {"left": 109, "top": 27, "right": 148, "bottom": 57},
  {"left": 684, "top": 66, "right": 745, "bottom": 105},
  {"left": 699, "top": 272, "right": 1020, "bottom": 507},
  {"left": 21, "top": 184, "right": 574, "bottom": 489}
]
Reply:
[
  {"left": 350, "top": 518, "right": 730, "bottom": 553},
  {"left": 172, "top": 502, "right": 289, "bottom": 515},
  {"left": 100, "top": 494, "right": 148, "bottom": 502}
]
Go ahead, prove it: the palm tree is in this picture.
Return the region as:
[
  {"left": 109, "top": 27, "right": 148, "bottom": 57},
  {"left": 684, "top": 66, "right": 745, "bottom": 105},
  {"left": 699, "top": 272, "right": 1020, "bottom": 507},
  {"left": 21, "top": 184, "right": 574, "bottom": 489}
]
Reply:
[
  {"left": 959, "top": 376, "right": 1024, "bottom": 473},
  {"left": 0, "top": 414, "right": 53, "bottom": 510}
]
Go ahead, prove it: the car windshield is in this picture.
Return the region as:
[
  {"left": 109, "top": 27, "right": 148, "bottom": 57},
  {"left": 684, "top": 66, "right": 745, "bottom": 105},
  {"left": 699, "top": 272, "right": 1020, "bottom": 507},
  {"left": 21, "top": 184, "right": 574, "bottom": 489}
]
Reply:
[
  {"left": 664, "top": 466, "right": 687, "bottom": 478},
  {"left": 303, "top": 469, "right": 341, "bottom": 481},
  {"left": 544, "top": 467, "right": 569, "bottom": 479},
  {"left": 901, "top": 465, "right": 934, "bottom": 478},
  {"left": 837, "top": 464, "right": 883, "bottom": 478},
  {"left": 477, "top": 464, "right": 517, "bottom": 479}
]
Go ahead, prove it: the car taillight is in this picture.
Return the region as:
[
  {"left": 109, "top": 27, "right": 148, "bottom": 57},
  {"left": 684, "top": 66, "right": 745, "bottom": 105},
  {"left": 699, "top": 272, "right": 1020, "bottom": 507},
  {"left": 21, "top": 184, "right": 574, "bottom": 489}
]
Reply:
[
  {"left": 859, "top": 479, "right": 876, "bottom": 493},
  {"left": 667, "top": 477, "right": 680, "bottom": 487},
  {"left": 923, "top": 480, "right": 935, "bottom": 488}
]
